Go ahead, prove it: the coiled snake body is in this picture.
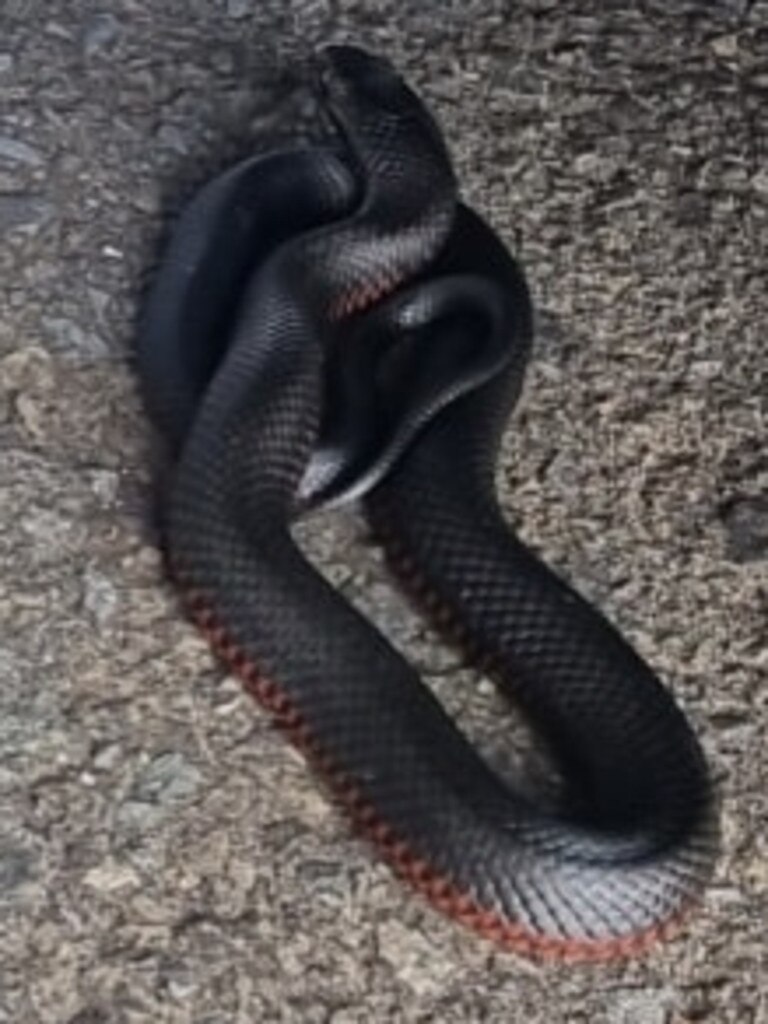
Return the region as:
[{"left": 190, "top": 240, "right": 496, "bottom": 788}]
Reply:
[{"left": 138, "top": 46, "right": 716, "bottom": 960}]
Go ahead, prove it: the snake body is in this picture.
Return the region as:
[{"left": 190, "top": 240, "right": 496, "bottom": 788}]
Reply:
[{"left": 138, "top": 46, "right": 716, "bottom": 959}]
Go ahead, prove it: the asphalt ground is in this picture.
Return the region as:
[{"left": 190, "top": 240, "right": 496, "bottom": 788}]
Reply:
[{"left": 1, "top": 2, "right": 766, "bottom": 1021}]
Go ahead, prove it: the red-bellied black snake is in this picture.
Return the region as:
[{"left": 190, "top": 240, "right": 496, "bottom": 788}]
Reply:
[{"left": 137, "top": 45, "right": 717, "bottom": 960}]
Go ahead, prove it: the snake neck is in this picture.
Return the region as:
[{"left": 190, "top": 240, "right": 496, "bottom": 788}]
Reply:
[{"left": 303, "top": 48, "right": 458, "bottom": 318}]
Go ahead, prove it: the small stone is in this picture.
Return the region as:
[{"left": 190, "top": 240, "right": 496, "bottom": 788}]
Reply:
[
  {"left": 154, "top": 123, "right": 190, "bottom": 154},
  {"left": 14, "top": 392, "right": 47, "bottom": 440},
  {"left": 131, "top": 183, "right": 160, "bottom": 215},
  {"left": 0, "top": 346, "right": 54, "bottom": 391},
  {"left": 21, "top": 508, "right": 82, "bottom": 552},
  {"left": 81, "top": 12, "right": 121, "bottom": 57},
  {"left": 92, "top": 742, "right": 123, "bottom": 771},
  {"left": 88, "top": 469, "right": 119, "bottom": 504},
  {"left": 710, "top": 33, "right": 739, "bottom": 59},
  {"left": 87, "top": 287, "right": 111, "bottom": 322},
  {"left": 532, "top": 308, "right": 567, "bottom": 359},
  {"left": 675, "top": 191, "right": 710, "bottom": 226},
  {"left": 132, "top": 751, "right": 203, "bottom": 806},
  {"left": 44, "top": 20, "right": 74, "bottom": 41},
  {"left": 721, "top": 496, "right": 768, "bottom": 563},
  {"left": 210, "top": 48, "right": 236, "bottom": 75},
  {"left": 0, "top": 136, "right": 44, "bottom": 167},
  {"left": 0, "top": 844, "right": 37, "bottom": 892},
  {"left": 574, "top": 151, "right": 602, "bottom": 177},
  {"left": 67, "top": 1009, "right": 110, "bottom": 1024},
  {"left": 0, "top": 194, "right": 55, "bottom": 234},
  {"left": 606, "top": 989, "right": 673, "bottom": 1024},
  {"left": 744, "top": 850, "right": 768, "bottom": 888},
  {"left": 689, "top": 359, "right": 723, "bottom": 380},
  {"left": 115, "top": 800, "right": 161, "bottom": 834},
  {"left": 226, "top": 0, "right": 250, "bottom": 17},
  {"left": 0, "top": 54, "right": 13, "bottom": 74},
  {"left": 376, "top": 920, "right": 453, "bottom": 998},
  {"left": 82, "top": 566, "right": 119, "bottom": 627},
  {"left": 0, "top": 647, "right": 22, "bottom": 689},
  {"left": 83, "top": 858, "right": 139, "bottom": 893},
  {"left": 41, "top": 316, "right": 109, "bottom": 359},
  {"left": 116, "top": 752, "right": 203, "bottom": 834}
]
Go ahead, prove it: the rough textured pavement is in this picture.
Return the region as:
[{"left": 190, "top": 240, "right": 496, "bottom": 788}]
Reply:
[{"left": 1, "top": 2, "right": 766, "bottom": 1022}]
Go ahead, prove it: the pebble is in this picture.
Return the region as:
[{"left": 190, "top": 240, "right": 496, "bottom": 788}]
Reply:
[
  {"left": 709, "top": 33, "right": 739, "bottom": 60},
  {"left": 0, "top": 844, "right": 37, "bottom": 893},
  {"left": 14, "top": 392, "right": 47, "bottom": 440},
  {"left": 88, "top": 469, "right": 120, "bottom": 505},
  {"left": 605, "top": 989, "right": 674, "bottom": 1024},
  {"left": 41, "top": 316, "right": 110, "bottom": 359},
  {"left": 82, "top": 858, "right": 139, "bottom": 893},
  {"left": 376, "top": 920, "right": 453, "bottom": 998},
  {"left": 115, "top": 753, "right": 203, "bottom": 835},
  {"left": 130, "top": 751, "right": 202, "bottom": 806},
  {"left": 0, "top": 195, "right": 55, "bottom": 234},
  {"left": 0, "top": 136, "right": 44, "bottom": 167},
  {"left": 226, "top": 0, "right": 251, "bottom": 18},
  {"left": 82, "top": 566, "right": 119, "bottom": 628},
  {"left": 0, "top": 346, "right": 54, "bottom": 391},
  {"left": 81, "top": 12, "right": 121, "bottom": 57},
  {"left": 721, "top": 497, "right": 768, "bottom": 563},
  {"left": 154, "top": 122, "right": 190, "bottom": 155}
]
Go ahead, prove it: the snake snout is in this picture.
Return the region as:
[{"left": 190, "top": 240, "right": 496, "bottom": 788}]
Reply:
[
  {"left": 320, "top": 46, "right": 400, "bottom": 92},
  {"left": 316, "top": 45, "right": 415, "bottom": 123}
]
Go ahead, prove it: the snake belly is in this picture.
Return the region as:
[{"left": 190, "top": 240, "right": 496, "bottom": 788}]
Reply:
[{"left": 138, "top": 45, "right": 717, "bottom": 960}]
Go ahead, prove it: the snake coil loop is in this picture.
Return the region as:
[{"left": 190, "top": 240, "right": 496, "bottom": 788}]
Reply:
[{"left": 137, "top": 45, "right": 716, "bottom": 960}]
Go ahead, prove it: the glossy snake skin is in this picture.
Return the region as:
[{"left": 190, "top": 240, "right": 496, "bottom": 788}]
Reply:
[{"left": 137, "top": 46, "right": 716, "bottom": 960}]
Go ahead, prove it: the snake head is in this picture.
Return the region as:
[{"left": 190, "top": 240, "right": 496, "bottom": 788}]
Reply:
[
  {"left": 314, "top": 45, "right": 453, "bottom": 196},
  {"left": 318, "top": 46, "right": 412, "bottom": 116}
]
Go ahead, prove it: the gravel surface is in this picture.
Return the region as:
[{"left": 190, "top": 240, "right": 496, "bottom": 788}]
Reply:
[{"left": 1, "top": 2, "right": 766, "bottom": 1022}]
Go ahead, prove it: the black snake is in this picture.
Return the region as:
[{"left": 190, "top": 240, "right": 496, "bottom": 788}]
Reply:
[{"left": 137, "top": 45, "right": 716, "bottom": 960}]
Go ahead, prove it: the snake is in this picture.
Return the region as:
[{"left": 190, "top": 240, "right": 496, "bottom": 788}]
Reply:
[{"left": 137, "top": 45, "right": 717, "bottom": 960}]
